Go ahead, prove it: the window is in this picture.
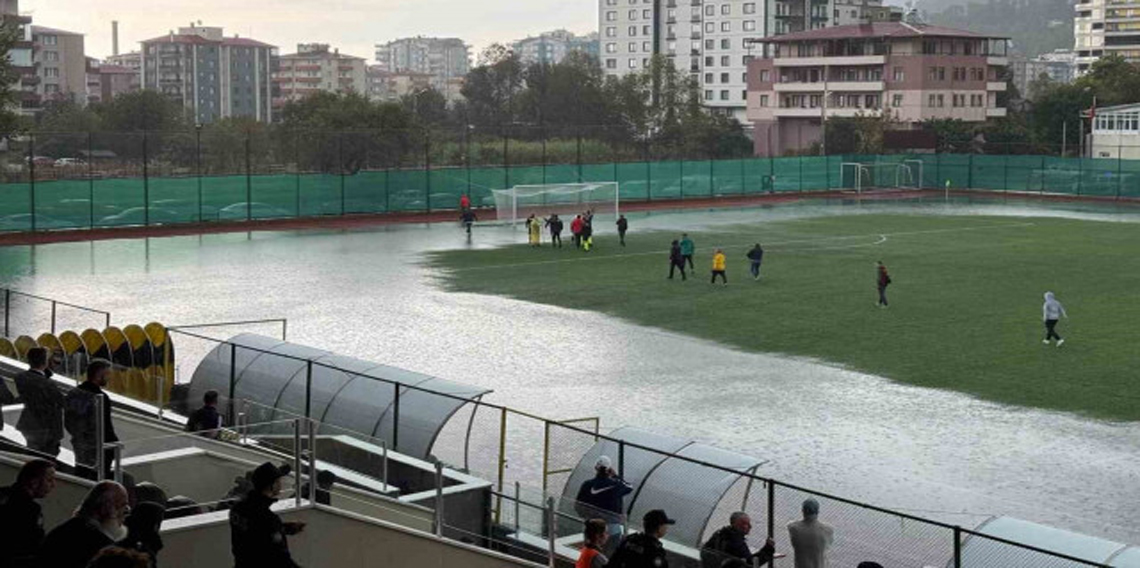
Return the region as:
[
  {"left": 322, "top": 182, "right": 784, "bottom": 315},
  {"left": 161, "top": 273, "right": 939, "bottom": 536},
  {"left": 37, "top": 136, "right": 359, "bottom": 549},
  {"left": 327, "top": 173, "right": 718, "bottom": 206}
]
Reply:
[
  {"left": 606, "top": 58, "right": 617, "bottom": 69},
  {"left": 629, "top": 42, "right": 638, "bottom": 52},
  {"left": 721, "top": 72, "right": 730, "bottom": 83},
  {"left": 892, "top": 67, "right": 904, "bottom": 82},
  {"left": 606, "top": 11, "right": 617, "bottom": 21},
  {"left": 743, "top": 20, "right": 756, "bottom": 31},
  {"left": 742, "top": 72, "right": 748, "bottom": 82},
  {"left": 44, "top": 67, "right": 60, "bottom": 78},
  {"left": 721, "top": 55, "right": 730, "bottom": 66},
  {"left": 606, "top": 26, "right": 617, "bottom": 37},
  {"left": 704, "top": 90, "right": 715, "bottom": 100},
  {"left": 44, "top": 83, "right": 59, "bottom": 93},
  {"left": 629, "top": 25, "right": 638, "bottom": 35},
  {"left": 606, "top": 42, "right": 617, "bottom": 53},
  {"left": 643, "top": 41, "right": 651, "bottom": 52},
  {"left": 706, "top": 22, "right": 715, "bottom": 32},
  {"left": 721, "top": 4, "right": 731, "bottom": 14},
  {"left": 722, "top": 21, "right": 731, "bottom": 32},
  {"left": 629, "top": 59, "right": 638, "bottom": 68},
  {"left": 668, "top": 41, "right": 677, "bottom": 52},
  {"left": 760, "top": 69, "right": 769, "bottom": 81},
  {"left": 705, "top": 72, "right": 714, "bottom": 83},
  {"left": 44, "top": 51, "right": 59, "bottom": 62},
  {"left": 706, "top": 39, "right": 716, "bottom": 49},
  {"left": 668, "top": 8, "right": 676, "bottom": 18},
  {"left": 892, "top": 93, "right": 903, "bottom": 107},
  {"left": 928, "top": 94, "right": 937, "bottom": 107},
  {"left": 705, "top": 4, "right": 715, "bottom": 15},
  {"left": 606, "top": 0, "right": 617, "bottom": 5},
  {"left": 693, "top": 40, "right": 702, "bottom": 51},
  {"left": 744, "top": 3, "right": 756, "bottom": 14},
  {"left": 643, "top": 58, "right": 649, "bottom": 67},
  {"left": 643, "top": 9, "right": 652, "bottom": 18},
  {"left": 629, "top": 9, "right": 638, "bottom": 18},
  {"left": 42, "top": 35, "right": 57, "bottom": 46},
  {"left": 706, "top": 56, "right": 714, "bottom": 66},
  {"left": 720, "top": 90, "right": 729, "bottom": 100},
  {"left": 643, "top": 25, "right": 651, "bottom": 34},
  {"left": 721, "top": 39, "right": 730, "bottom": 49},
  {"left": 938, "top": 94, "right": 945, "bottom": 107},
  {"left": 760, "top": 94, "right": 769, "bottom": 106},
  {"left": 743, "top": 55, "right": 753, "bottom": 65},
  {"left": 742, "top": 90, "right": 748, "bottom": 100}
]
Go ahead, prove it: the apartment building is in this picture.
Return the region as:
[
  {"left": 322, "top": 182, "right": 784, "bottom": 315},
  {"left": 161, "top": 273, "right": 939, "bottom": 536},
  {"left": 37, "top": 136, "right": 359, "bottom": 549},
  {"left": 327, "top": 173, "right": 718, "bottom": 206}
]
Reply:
[
  {"left": 512, "top": 30, "right": 600, "bottom": 65},
  {"left": 273, "top": 43, "right": 366, "bottom": 111},
  {"left": 599, "top": 0, "right": 890, "bottom": 122},
  {"left": 1010, "top": 49, "right": 1076, "bottom": 98},
  {"left": 746, "top": 22, "right": 1009, "bottom": 155},
  {"left": 85, "top": 59, "right": 141, "bottom": 105},
  {"left": 1, "top": 0, "right": 37, "bottom": 115},
  {"left": 140, "top": 25, "right": 275, "bottom": 124},
  {"left": 1074, "top": 0, "right": 1140, "bottom": 75},
  {"left": 106, "top": 51, "right": 142, "bottom": 70},
  {"left": 373, "top": 37, "right": 469, "bottom": 95},
  {"left": 29, "top": 25, "right": 87, "bottom": 111},
  {"left": 365, "top": 65, "right": 434, "bottom": 103}
]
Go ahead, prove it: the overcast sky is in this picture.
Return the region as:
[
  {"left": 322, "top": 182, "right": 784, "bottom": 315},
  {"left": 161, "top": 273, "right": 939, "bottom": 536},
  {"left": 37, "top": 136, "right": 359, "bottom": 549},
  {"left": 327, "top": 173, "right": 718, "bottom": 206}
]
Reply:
[{"left": 24, "top": 0, "right": 597, "bottom": 61}]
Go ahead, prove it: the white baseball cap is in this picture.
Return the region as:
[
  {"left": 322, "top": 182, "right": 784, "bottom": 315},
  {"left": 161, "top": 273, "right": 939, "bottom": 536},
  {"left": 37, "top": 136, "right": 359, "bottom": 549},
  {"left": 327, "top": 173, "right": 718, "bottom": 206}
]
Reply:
[{"left": 595, "top": 456, "right": 612, "bottom": 469}]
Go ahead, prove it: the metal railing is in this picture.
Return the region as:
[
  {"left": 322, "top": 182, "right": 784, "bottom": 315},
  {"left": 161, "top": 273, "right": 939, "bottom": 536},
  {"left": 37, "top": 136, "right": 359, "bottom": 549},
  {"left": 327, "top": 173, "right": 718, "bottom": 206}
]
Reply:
[{"left": 2, "top": 288, "right": 112, "bottom": 337}]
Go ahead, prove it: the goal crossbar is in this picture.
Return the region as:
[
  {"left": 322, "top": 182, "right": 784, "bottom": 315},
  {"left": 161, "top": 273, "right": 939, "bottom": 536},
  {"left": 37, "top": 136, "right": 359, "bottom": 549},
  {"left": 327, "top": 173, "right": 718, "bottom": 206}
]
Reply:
[
  {"left": 840, "top": 162, "right": 921, "bottom": 194},
  {"left": 492, "top": 182, "right": 620, "bottom": 225}
]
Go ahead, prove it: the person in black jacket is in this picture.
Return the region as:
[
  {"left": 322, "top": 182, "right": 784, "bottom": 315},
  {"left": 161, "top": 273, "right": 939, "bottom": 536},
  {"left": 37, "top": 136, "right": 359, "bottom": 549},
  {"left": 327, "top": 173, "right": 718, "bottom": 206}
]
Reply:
[
  {"left": 15, "top": 348, "right": 64, "bottom": 457},
  {"left": 230, "top": 462, "right": 305, "bottom": 568},
  {"left": 574, "top": 456, "right": 633, "bottom": 553},
  {"left": 65, "top": 359, "right": 117, "bottom": 479},
  {"left": 616, "top": 215, "right": 629, "bottom": 246},
  {"left": 608, "top": 509, "right": 675, "bottom": 568},
  {"left": 119, "top": 501, "right": 165, "bottom": 567},
  {"left": 185, "top": 389, "right": 222, "bottom": 439},
  {"left": 700, "top": 512, "right": 775, "bottom": 568},
  {"left": 0, "top": 459, "right": 57, "bottom": 567},
  {"left": 746, "top": 244, "right": 765, "bottom": 281},
  {"left": 545, "top": 214, "right": 564, "bottom": 248},
  {"left": 39, "top": 480, "right": 130, "bottom": 568},
  {"left": 668, "top": 240, "right": 687, "bottom": 281}
]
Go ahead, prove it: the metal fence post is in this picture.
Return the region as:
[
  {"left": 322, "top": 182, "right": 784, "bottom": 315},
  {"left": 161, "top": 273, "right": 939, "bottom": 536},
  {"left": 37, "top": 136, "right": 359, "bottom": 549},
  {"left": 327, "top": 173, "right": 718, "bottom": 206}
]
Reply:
[
  {"left": 495, "top": 407, "right": 507, "bottom": 524},
  {"left": 293, "top": 418, "right": 302, "bottom": 507},
  {"left": 514, "top": 481, "right": 521, "bottom": 533},
  {"left": 392, "top": 383, "right": 400, "bottom": 451},
  {"left": 196, "top": 125, "right": 203, "bottom": 222},
  {"left": 88, "top": 132, "right": 95, "bottom": 228},
  {"left": 29, "top": 134, "right": 36, "bottom": 232},
  {"left": 434, "top": 461, "right": 445, "bottom": 537},
  {"left": 1117, "top": 148, "right": 1123, "bottom": 200},
  {"left": 94, "top": 394, "right": 105, "bottom": 481},
  {"left": 308, "top": 418, "right": 317, "bottom": 504},
  {"left": 425, "top": 129, "right": 432, "bottom": 212},
  {"left": 155, "top": 376, "right": 164, "bottom": 416},
  {"left": 618, "top": 439, "right": 625, "bottom": 478},
  {"left": 339, "top": 133, "right": 346, "bottom": 215},
  {"left": 381, "top": 440, "right": 389, "bottom": 485},
  {"left": 143, "top": 131, "right": 150, "bottom": 226},
  {"left": 3, "top": 289, "right": 9, "bottom": 337},
  {"left": 766, "top": 481, "right": 775, "bottom": 568},
  {"left": 546, "top": 496, "right": 557, "bottom": 568},
  {"left": 304, "top": 360, "right": 313, "bottom": 419},
  {"left": 953, "top": 525, "right": 962, "bottom": 568},
  {"left": 50, "top": 301, "right": 56, "bottom": 334},
  {"left": 245, "top": 131, "right": 253, "bottom": 221},
  {"left": 228, "top": 343, "right": 237, "bottom": 425},
  {"left": 113, "top": 443, "right": 123, "bottom": 484}
]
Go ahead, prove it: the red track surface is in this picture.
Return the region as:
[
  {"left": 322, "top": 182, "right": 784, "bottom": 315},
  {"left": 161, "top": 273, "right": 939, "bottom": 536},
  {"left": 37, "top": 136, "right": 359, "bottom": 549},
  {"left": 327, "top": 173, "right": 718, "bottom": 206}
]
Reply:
[{"left": 0, "top": 189, "right": 1136, "bottom": 247}]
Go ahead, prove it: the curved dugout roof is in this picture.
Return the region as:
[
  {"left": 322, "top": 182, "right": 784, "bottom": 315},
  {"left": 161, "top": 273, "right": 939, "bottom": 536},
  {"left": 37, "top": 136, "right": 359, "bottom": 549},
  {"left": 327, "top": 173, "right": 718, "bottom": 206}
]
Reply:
[
  {"left": 188, "top": 333, "right": 491, "bottom": 460},
  {"left": 561, "top": 426, "right": 766, "bottom": 547},
  {"left": 958, "top": 516, "right": 1140, "bottom": 568}
]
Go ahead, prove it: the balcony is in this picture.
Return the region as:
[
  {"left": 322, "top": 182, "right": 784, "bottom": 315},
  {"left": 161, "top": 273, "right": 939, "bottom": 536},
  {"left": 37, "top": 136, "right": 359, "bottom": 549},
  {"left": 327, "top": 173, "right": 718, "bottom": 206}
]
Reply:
[
  {"left": 987, "top": 81, "right": 1007, "bottom": 91},
  {"left": 774, "top": 80, "right": 884, "bottom": 92},
  {"left": 20, "top": 75, "right": 40, "bottom": 86},
  {"left": 986, "top": 107, "right": 1008, "bottom": 118},
  {"left": 774, "top": 55, "right": 886, "bottom": 67},
  {"left": 667, "top": 17, "right": 676, "bottom": 23},
  {"left": 772, "top": 106, "right": 823, "bottom": 117},
  {"left": 986, "top": 56, "right": 1009, "bottom": 66},
  {"left": 691, "top": 15, "right": 702, "bottom": 22}
]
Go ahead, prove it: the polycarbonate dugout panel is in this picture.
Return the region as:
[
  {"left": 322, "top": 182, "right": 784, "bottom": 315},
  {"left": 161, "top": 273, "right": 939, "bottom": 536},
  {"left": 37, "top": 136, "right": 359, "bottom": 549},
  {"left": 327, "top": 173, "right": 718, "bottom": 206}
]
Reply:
[
  {"left": 560, "top": 426, "right": 764, "bottom": 547},
  {"left": 189, "top": 333, "right": 491, "bottom": 460},
  {"left": 957, "top": 516, "right": 1136, "bottom": 568}
]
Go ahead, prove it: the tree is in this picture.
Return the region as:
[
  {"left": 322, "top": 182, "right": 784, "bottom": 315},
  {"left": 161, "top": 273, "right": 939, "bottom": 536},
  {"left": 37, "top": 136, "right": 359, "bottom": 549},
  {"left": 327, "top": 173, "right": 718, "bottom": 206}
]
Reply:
[
  {"left": 922, "top": 118, "right": 978, "bottom": 153},
  {"left": 1029, "top": 82, "right": 1092, "bottom": 151},
  {"left": 277, "top": 91, "right": 416, "bottom": 173},
  {"left": 461, "top": 44, "right": 524, "bottom": 127},
  {"left": 0, "top": 19, "right": 26, "bottom": 136},
  {"left": 1073, "top": 54, "right": 1140, "bottom": 107},
  {"left": 96, "top": 90, "right": 186, "bottom": 132}
]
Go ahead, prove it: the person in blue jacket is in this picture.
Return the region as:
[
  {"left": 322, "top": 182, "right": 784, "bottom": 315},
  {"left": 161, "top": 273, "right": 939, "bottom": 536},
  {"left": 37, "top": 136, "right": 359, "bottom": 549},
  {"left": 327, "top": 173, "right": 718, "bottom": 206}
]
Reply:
[{"left": 575, "top": 456, "right": 633, "bottom": 554}]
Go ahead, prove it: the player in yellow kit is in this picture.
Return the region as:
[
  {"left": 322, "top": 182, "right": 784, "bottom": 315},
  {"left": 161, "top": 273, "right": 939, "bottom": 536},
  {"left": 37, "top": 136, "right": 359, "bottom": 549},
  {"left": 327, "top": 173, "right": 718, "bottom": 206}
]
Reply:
[{"left": 711, "top": 249, "right": 727, "bottom": 285}]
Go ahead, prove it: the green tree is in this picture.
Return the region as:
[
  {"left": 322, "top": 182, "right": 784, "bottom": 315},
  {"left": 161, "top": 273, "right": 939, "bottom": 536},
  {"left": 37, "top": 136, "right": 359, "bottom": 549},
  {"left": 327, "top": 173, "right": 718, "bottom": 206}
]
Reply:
[
  {"left": 0, "top": 19, "right": 25, "bottom": 137},
  {"left": 96, "top": 90, "right": 186, "bottom": 132},
  {"left": 277, "top": 91, "right": 415, "bottom": 172},
  {"left": 461, "top": 44, "right": 524, "bottom": 126}
]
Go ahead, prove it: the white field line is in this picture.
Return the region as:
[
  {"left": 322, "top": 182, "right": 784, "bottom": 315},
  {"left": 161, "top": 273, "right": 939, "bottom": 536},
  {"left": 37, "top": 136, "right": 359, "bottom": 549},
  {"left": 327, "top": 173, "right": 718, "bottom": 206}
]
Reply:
[{"left": 443, "top": 221, "right": 1035, "bottom": 272}]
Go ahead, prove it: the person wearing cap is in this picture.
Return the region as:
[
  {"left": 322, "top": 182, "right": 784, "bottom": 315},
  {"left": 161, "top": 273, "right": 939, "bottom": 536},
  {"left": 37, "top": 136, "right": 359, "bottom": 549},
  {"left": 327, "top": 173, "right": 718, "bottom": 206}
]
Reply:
[
  {"left": 607, "top": 509, "right": 675, "bottom": 568},
  {"left": 787, "top": 498, "right": 834, "bottom": 568},
  {"left": 574, "top": 455, "right": 633, "bottom": 553},
  {"left": 229, "top": 462, "right": 304, "bottom": 568}
]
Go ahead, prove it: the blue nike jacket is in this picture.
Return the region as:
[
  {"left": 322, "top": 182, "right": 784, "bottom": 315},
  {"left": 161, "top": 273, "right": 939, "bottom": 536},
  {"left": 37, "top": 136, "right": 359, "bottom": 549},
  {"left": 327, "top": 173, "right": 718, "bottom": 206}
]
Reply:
[{"left": 575, "top": 473, "right": 634, "bottom": 523}]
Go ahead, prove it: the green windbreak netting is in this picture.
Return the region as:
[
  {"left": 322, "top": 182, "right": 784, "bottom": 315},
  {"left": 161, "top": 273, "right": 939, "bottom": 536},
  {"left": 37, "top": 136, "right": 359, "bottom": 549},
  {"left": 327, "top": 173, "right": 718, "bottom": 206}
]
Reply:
[{"left": 7, "top": 153, "right": 1140, "bottom": 232}]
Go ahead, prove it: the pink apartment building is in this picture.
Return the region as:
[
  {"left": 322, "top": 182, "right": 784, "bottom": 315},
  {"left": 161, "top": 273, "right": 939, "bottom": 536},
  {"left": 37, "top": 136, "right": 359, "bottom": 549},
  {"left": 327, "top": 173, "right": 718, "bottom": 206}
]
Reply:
[{"left": 745, "top": 22, "right": 1009, "bottom": 155}]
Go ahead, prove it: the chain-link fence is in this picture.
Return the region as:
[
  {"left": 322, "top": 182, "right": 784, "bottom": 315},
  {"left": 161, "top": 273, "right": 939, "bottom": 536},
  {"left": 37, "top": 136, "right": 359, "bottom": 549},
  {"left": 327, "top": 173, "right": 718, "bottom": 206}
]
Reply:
[{"left": 5, "top": 127, "right": 1140, "bottom": 233}]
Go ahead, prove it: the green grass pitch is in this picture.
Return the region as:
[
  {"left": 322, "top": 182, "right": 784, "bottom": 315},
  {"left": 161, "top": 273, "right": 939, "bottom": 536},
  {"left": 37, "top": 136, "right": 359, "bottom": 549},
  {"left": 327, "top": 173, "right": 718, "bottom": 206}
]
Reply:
[{"left": 429, "top": 213, "right": 1140, "bottom": 422}]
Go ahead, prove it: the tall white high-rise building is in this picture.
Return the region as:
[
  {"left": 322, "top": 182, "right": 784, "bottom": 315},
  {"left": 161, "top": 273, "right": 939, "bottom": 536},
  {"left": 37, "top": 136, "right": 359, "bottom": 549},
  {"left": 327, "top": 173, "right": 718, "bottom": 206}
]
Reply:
[
  {"left": 373, "top": 37, "right": 469, "bottom": 95},
  {"left": 1074, "top": 0, "right": 1140, "bottom": 75},
  {"left": 599, "top": 0, "right": 888, "bottom": 122}
]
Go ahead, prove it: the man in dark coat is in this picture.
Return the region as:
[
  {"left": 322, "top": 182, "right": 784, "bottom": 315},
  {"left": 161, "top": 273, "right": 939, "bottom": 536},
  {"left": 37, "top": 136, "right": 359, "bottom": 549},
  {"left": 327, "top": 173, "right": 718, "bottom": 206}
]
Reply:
[
  {"left": 65, "top": 359, "right": 117, "bottom": 479},
  {"left": 746, "top": 243, "right": 765, "bottom": 281},
  {"left": 0, "top": 459, "right": 57, "bottom": 567},
  {"left": 608, "top": 509, "right": 675, "bottom": 568},
  {"left": 39, "top": 480, "right": 130, "bottom": 568},
  {"left": 700, "top": 512, "right": 775, "bottom": 568},
  {"left": 230, "top": 462, "right": 305, "bottom": 568},
  {"left": 15, "top": 347, "right": 65, "bottom": 456}
]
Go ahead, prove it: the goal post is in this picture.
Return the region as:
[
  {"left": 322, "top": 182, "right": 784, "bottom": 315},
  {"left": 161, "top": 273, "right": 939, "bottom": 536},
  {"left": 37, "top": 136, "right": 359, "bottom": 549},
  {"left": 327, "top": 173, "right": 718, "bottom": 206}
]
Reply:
[
  {"left": 491, "top": 182, "right": 620, "bottom": 225},
  {"left": 840, "top": 162, "right": 921, "bottom": 194}
]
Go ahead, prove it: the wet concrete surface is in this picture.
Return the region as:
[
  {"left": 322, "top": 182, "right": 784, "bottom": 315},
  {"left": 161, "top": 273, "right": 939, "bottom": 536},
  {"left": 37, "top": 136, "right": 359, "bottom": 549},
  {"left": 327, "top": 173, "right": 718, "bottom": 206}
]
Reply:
[{"left": 1, "top": 198, "right": 1138, "bottom": 545}]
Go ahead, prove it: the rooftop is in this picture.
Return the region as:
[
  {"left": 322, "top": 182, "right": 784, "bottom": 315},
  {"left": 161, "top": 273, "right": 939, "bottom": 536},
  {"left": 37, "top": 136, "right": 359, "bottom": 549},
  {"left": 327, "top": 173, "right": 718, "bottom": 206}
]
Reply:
[
  {"left": 762, "top": 22, "right": 1006, "bottom": 43},
  {"left": 31, "top": 25, "right": 83, "bottom": 36},
  {"left": 141, "top": 33, "right": 274, "bottom": 48}
]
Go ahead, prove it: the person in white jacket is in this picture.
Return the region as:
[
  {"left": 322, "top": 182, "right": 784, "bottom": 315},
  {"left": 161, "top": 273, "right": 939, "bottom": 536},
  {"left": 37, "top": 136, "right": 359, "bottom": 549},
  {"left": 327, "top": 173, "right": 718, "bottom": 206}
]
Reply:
[
  {"left": 787, "top": 498, "right": 834, "bottom": 568},
  {"left": 1042, "top": 291, "right": 1068, "bottom": 347}
]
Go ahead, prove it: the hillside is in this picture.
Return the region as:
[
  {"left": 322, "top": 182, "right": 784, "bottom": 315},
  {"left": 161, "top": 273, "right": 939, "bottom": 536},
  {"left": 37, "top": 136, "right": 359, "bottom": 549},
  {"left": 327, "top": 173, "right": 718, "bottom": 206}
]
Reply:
[{"left": 889, "top": 0, "right": 1075, "bottom": 57}]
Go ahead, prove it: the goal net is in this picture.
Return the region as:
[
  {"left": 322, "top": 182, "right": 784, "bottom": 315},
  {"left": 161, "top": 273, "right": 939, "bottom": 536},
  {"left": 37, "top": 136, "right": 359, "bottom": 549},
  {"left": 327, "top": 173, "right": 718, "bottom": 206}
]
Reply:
[
  {"left": 490, "top": 182, "right": 620, "bottom": 225},
  {"left": 840, "top": 162, "right": 922, "bottom": 193}
]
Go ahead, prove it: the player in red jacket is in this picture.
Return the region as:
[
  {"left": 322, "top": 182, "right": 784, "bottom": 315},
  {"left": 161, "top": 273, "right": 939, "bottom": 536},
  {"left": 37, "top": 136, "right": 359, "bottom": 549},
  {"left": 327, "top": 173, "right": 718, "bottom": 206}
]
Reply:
[{"left": 570, "top": 215, "right": 584, "bottom": 249}]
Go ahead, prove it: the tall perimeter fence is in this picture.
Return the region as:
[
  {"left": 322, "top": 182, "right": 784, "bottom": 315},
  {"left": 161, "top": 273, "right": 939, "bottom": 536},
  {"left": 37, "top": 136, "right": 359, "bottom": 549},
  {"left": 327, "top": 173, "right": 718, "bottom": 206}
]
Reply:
[
  {"left": 1, "top": 290, "right": 1119, "bottom": 567},
  {"left": 4, "top": 127, "right": 1140, "bottom": 232}
]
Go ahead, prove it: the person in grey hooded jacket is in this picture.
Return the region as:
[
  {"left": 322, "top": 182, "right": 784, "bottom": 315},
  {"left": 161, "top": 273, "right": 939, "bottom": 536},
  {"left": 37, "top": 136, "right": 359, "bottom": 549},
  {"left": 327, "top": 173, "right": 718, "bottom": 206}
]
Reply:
[{"left": 1042, "top": 291, "right": 1068, "bottom": 347}]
